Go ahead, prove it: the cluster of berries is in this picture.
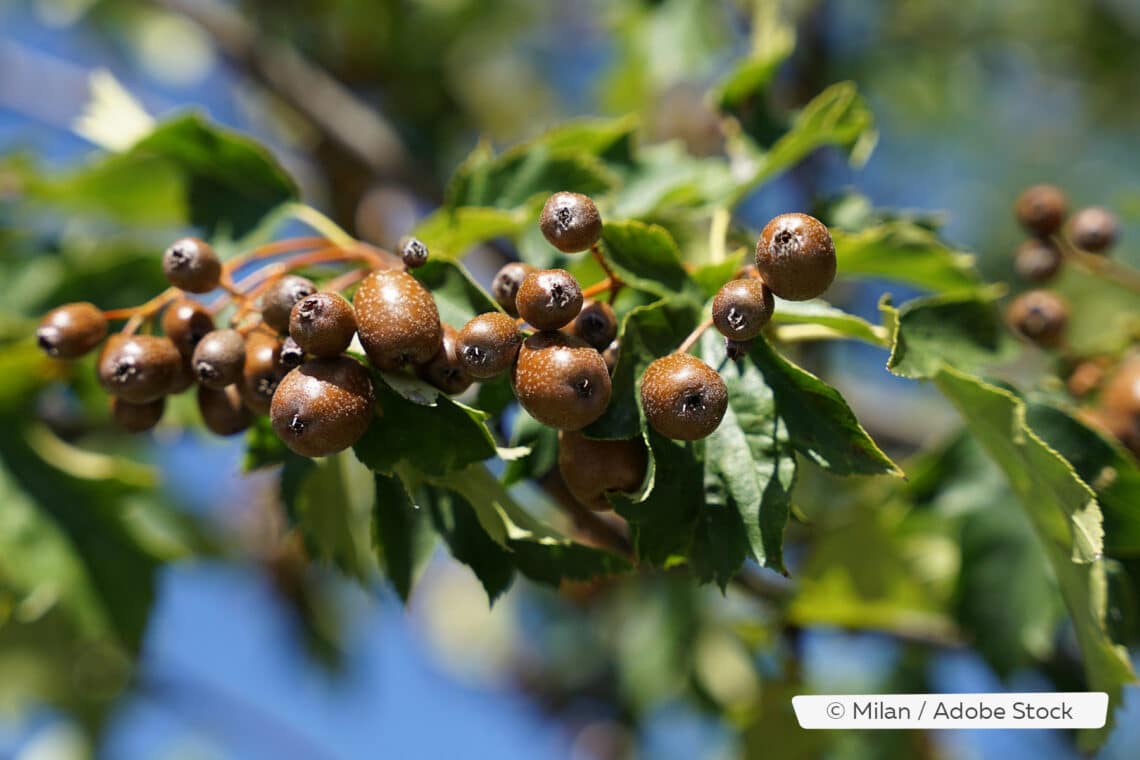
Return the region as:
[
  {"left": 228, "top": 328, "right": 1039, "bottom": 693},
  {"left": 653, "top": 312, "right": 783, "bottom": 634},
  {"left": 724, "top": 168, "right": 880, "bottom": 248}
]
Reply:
[{"left": 35, "top": 192, "right": 838, "bottom": 513}]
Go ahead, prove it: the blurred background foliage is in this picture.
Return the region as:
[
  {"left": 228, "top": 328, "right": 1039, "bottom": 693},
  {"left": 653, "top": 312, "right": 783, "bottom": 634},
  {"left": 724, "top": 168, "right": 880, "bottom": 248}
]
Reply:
[{"left": 1, "top": 0, "right": 1139, "bottom": 758}]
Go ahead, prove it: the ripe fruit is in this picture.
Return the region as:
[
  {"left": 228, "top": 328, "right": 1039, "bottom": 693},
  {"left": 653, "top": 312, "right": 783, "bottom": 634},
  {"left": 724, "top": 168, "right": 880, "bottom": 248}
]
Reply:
[
  {"left": 167, "top": 357, "right": 196, "bottom": 394},
  {"left": 558, "top": 431, "right": 647, "bottom": 511},
  {"left": 491, "top": 262, "right": 535, "bottom": 317},
  {"left": 512, "top": 332, "right": 612, "bottom": 430},
  {"left": 111, "top": 396, "right": 165, "bottom": 433},
  {"left": 163, "top": 237, "right": 222, "bottom": 293},
  {"left": 602, "top": 340, "right": 620, "bottom": 374},
  {"left": 353, "top": 269, "right": 443, "bottom": 371},
  {"left": 271, "top": 357, "right": 375, "bottom": 457},
  {"left": 37, "top": 302, "right": 107, "bottom": 358},
  {"left": 516, "top": 269, "right": 583, "bottom": 330},
  {"left": 240, "top": 332, "right": 286, "bottom": 415},
  {"left": 399, "top": 236, "right": 430, "bottom": 269},
  {"left": 97, "top": 334, "right": 182, "bottom": 403},
  {"left": 539, "top": 192, "right": 602, "bottom": 253},
  {"left": 191, "top": 328, "right": 246, "bottom": 389},
  {"left": 1068, "top": 206, "right": 1119, "bottom": 254},
  {"left": 1014, "top": 184, "right": 1067, "bottom": 236},
  {"left": 457, "top": 312, "right": 522, "bottom": 379},
  {"left": 568, "top": 300, "right": 618, "bottom": 351},
  {"left": 640, "top": 353, "right": 727, "bottom": 440},
  {"left": 289, "top": 292, "right": 357, "bottom": 357},
  {"left": 1006, "top": 290, "right": 1068, "bottom": 348},
  {"left": 755, "top": 213, "right": 836, "bottom": 301},
  {"left": 261, "top": 275, "right": 316, "bottom": 334},
  {"left": 279, "top": 337, "right": 305, "bottom": 368},
  {"left": 161, "top": 298, "right": 214, "bottom": 357},
  {"left": 198, "top": 384, "right": 252, "bottom": 436},
  {"left": 416, "top": 324, "right": 472, "bottom": 395},
  {"left": 712, "top": 278, "right": 775, "bottom": 341},
  {"left": 1100, "top": 357, "right": 1140, "bottom": 456},
  {"left": 1013, "top": 238, "right": 1063, "bottom": 283}
]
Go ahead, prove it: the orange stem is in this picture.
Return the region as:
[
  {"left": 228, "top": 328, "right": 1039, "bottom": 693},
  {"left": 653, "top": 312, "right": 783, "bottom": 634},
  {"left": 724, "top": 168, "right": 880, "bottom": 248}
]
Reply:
[{"left": 676, "top": 317, "right": 714, "bottom": 355}]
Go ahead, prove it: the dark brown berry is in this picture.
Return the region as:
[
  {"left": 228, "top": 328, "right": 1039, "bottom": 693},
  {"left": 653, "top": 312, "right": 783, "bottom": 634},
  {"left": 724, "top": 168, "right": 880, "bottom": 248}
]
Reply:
[
  {"left": 539, "top": 192, "right": 603, "bottom": 253},
  {"left": 261, "top": 275, "right": 316, "bottom": 334},
  {"left": 161, "top": 298, "right": 214, "bottom": 358},
  {"left": 602, "top": 340, "right": 620, "bottom": 375},
  {"left": 1098, "top": 356, "right": 1140, "bottom": 456},
  {"left": 725, "top": 338, "right": 752, "bottom": 360},
  {"left": 1014, "top": 238, "right": 1063, "bottom": 283},
  {"left": 516, "top": 269, "right": 583, "bottom": 330},
  {"left": 640, "top": 353, "right": 727, "bottom": 440},
  {"left": 492, "top": 262, "right": 536, "bottom": 317},
  {"left": 279, "top": 337, "right": 305, "bottom": 368},
  {"left": 289, "top": 292, "right": 357, "bottom": 357},
  {"left": 1068, "top": 206, "right": 1119, "bottom": 254},
  {"left": 558, "top": 431, "right": 647, "bottom": 511},
  {"left": 1014, "top": 184, "right": 1067, "bottom": 236},
  {"left": 755, "top": 213, "right": 836, "bottom": 301},
  {"left": 37, "top": 302, "right": 107, "bottom": 358},
  {"left": 712, "top": 278, "right": 775, "bottom": 341},
  {"left": 191, "top": 329, "right": 246, "bottom": 389},
  {"left": 512, "top": 332, "right": 612, "bottom": 431},
  {"left": 240, "top": 332, "right": 286, "bottom": 415},
  {"left": 457, "top": 312, "right": 522, "bottom": 379},
  {"left": 111, "top": 396, "right": 165, "bottom": 433},
  {"left": 271, "top": 357, "right": 375, "bottom": 457},
  {"left": 198, "top": 384, "right": 252, "bottom": 436},
  {"left": 1006, "top": 289, "right": 1068, "bottom": 348},
  {"left": 415, "top": 324, "right": 473, "bottom": 395},
  {"left": 568, "top": 300, "right": 618, "bottom": 351},
  {"left": 353, "top": 269, "right": 442, "bottom": 371},
  {"left": 97, "top": 334, "right": 182, "bottom": 404},
  {"left": 167, "top": 357, "right": 196, "bottom": 394},
  {"left": 399, "top": 236, "right": 430, "bottom": 269},
  {"left": 163, "top": 237, "right": 222, "bottom": 293}
]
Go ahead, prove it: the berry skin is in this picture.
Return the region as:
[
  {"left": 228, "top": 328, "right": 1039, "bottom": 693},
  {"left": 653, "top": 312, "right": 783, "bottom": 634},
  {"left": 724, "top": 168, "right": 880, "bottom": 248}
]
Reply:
[
  {"left": 261, "top": 275, "right": 316, "bottom": 334},
  {"left": 163, "top": 237, "right": 222, "bottom": 293},
  {"left": 271, "top": 356, "right": 375, "bottom": 457},
  {"left": 457, "top": 312, "right": 522, "bottom": 379},
  {"left": 353, "top": 269, "right": 443, "bottom": 371},
  {"left": 191, "top": 329, "right": 246, "bottom": 389},
  {"left": 491, "top": 262, "right": 536, "bottom": 317},
  {"left": 712, "top": 278, "right": 775, "bottom": 341},
  {"left": 568, "top": 300, "right": 618, "bottom": 351},
  {"left": 1005, "top": 289, "right": 1068, "bottom": 348},
  {"left": 1014, "top": 238, "right": 1063, "bottom": 283},
  {"left": 512, "top": 332, "right": 612, "bottom": 431},
  {"left": 1068, "top": 206, "right": 1119, "bottom": 254},
  {"left": 755, "top": 213, "right": 836, "bottom": 301},
  {"left": 240, "top": 332, "right": 286, "bottom": 415},
  {"left": 558, "top": 431, "right": 648, "bottom": 511},
  {"left": 416, "top": 324, "right": 473, "bottom": 395},
  {"left": 166, "top": 357, "right": 196, "bottom": 394},
  {"left": 1100, "top": 357, "right": 1140, "bottom": 456},
  {"left": 37, "top": 302, "right": 108, "bottom": 358},
  {"left": 399, "top": 236, "right": 430, "bottom": 269},
  {"left": 602, "top": 340, "right": 620, "bottom": 375},
  {"left": 198, "top": 384, "right": 252, "bottom": 436},
  {"left": 279, "top": 337, "right": 305, "bottom": 368},
  {"left": 289, "top": 292, "right": 357, "bottom": 357},
  {"left": 539, "top": 192, "right": 603, "bottom": 253},
  {"left": 161, "top": 298, "right": 214, "bottom": 358},
  {"left": 1014, "top": 184, "right": 1067, "bottom": 236},
  {"left": 97, "top": 334, "right": 183, "bottom": 403},
  {"left": 111, "top": 396, "right": 165, "bottom": 433},
  {"left": 640, "top": 353, "right": 727, "bottom": 440},
  {"left": 516, "top": 269, "right": 583, "bottom": 330}
]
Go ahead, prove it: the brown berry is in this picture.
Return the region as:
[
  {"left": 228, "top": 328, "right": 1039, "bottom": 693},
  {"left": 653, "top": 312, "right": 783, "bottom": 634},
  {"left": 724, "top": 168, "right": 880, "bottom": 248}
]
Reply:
[
  {"left": 558, "top": 431, "right": 647, "bottom": 511},
  {"left": 1102, "top": 357, "right": 1140, "bottom": 424},
  {"left": 289, "top": 292, "right": 357, "bottom": 357},
  {"left": 353, "top": 269, "right": 443, "bottom": 371},
  {"left": 640, "top": 353, "right": 727, "bottom": 440},
  {"left": 97, "top": 334, "right": 182, "bottom": 403},
  {"left": 161, "top": 298, "right": 214, "bottom": 358},
  {"left": 516, "top": 269, "right": 583, "bottom": 330},
  {"left": 1014, "top": 238, "right": 1063, "bottom": 283},
  {"left": 167, "top": 357, "right": 196, "bottom": 394},
  {"left": 1068, "top": 206, "right": 1119, "bottom": 254},
  {"left": 163, "top": 237, "right": 222, "bottom": 293},
  {"left": 1006, "top": 289, "right": 1068, "bottom": 348},
  {"left": 539, "top": 192, "right": 602, "bottom": 253},
  {"left": 399, "top": 236, "right": 430, "bottom": 269},
  {"left": 1014, "top": 184, "right": 1067, "bottom": 236},
  {"left": 568, "top": 300, "right": 618, "bottom": 351},
  {"left": 271, "top": 357, "right": 375, "bottom": 457},
  {"left": 415, "top": 324, "right": 473, "bottom": 395},
  {"left": 261, "top": 275, "right": 316, "bottom": 334},
  {"left": 198, "top": 384, "right": 252, "bottom": 436},
  {"left": 111, "top": 396, "right": 165, "bottom": 433},
  {"left": 457, "top": 312, "right": 522, "bottom": 379},
  {"left": 512, "top": 332, "right": 612, "bottom": 431},
  {"left": 240, "top": 332, "right": 286, "bottom": 415},
  {"left": 755, "top": 213, "right": 836, "bottom": 301},
  {"left": 37, "top": 302, "right": 108, "bottom": 358},
  {"left": 492, "top": 262, "right": 536, "bottom": 317},
  {"left": 602, "top": 340, "right": 620, "bottom": 375},
  {"left": 712, "top": 278, "right": 775, "bottom": 341},
  {"left": 191, "top": 329, "right": 246, "bottom": 389},
  {"left": 1067, "top": 358, "right": 1109, "bottom": 398}
]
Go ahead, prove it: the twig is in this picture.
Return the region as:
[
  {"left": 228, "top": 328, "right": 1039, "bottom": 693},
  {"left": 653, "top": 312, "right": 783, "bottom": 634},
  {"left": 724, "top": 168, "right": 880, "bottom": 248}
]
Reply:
[
  {"left": 676, "top": 317, "right": 715, "bottom": 355},
  {"left": 1055, "top": 235, "right": 1140, "bottom": 295}
]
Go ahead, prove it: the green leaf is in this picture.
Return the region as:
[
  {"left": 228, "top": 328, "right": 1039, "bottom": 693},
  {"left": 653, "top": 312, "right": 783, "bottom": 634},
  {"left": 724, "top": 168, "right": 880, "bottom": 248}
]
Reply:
[
  {"left": 410, "top": 207, "right": 524, "bottom": 262},
  {"left": 294, "top": 453, "right": 375, "bottom": 581},
  {"left": 420, "top": 484, "right": 515, "bottom": 602},
  {"left": 446, "top": 143, "right": 616, "bottom": 210},
  {"left": 527, "top": 115, "right": 639, "bottom": 166},
  {"left": 834, "top": 222, "right": 981, "bottom": 293},
  {"left": 751, "top": 338, "right": 900, "bottom": 476},
  {"left": 243, "top": 416, "right": 289, "bottom": 470},
  {"left": 600, "top": 221, "right": 701, "bottom": 302},
  {"left": 883, "top": 287, "right": 1013, "bottom": 378},
  {"left": 372, "top": 474, "right": 435, "bottom": 602},
  {"left": 712, "top": 0, "right": 795, "bottom": 111},
  {"left": 502, "top": 410, "right": 559, "bottom": 487},
  {"left": 771, "top": 298, "right": 888, "bottom": 347},
  {"left": 411, "top": 258, "right": 501, "bottom": 327}
]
